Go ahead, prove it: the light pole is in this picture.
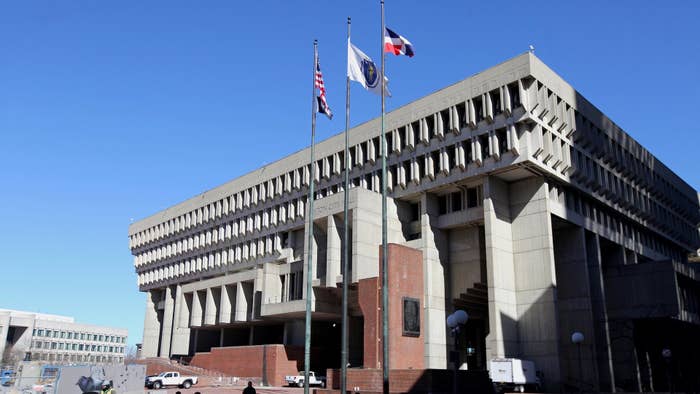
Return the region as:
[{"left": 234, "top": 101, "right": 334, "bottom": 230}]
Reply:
[
  {"left": 447, "top": 310, "right": 468, "bottom": 394},
  {"left": 571, "top": 332, "right": 584, "bottom": 393},
  {"left": 662, "top": 348, "right": 673, "bottom": 394}
]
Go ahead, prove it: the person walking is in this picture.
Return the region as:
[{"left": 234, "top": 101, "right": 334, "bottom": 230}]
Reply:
[{"left": 242, "top": 380, "right": 256, "bottom": 394}]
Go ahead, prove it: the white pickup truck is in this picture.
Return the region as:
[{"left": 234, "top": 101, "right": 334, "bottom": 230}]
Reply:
[
  {"left": 285, "top": 371, "right": 326, "bottom": 387},
  {"left": 145, "top": 371, "right": 198, "bottom": 390}
]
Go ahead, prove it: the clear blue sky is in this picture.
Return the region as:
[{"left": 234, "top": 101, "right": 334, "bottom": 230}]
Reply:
[{"left": 1, "top": 1, "right": 698, "bottom": 347}]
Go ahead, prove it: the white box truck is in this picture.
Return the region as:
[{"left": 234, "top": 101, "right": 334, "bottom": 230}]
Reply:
[{"left": 489, "top": 358, "right": 540, "bottom": 393}]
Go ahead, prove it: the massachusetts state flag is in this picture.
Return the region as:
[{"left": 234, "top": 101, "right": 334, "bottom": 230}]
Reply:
[
  {"left": 384, "top": 27, "right": 414, "bottom": 57},
  {"left": 348, "top": 39, "right": 391, "bottom": 96}
]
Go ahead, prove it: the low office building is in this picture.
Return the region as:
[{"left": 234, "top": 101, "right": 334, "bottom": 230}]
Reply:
[
  {"left": 0, "top": 309, "right": 128, "bottom": 365},
  {"left": 128, "top": 53, "right": 700, "bottom": 392}
]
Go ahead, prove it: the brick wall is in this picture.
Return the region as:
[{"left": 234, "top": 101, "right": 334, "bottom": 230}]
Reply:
[
  {"left": 359, "top": 244, "right": 424, "bottom": 370},
  {"left": 190, "top": 344, "right": 303, "bottom": 386}
]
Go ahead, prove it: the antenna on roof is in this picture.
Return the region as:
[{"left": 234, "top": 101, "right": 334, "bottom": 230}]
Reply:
[{"left": 529, "top": 45, "right": 535, "bottom": 54}]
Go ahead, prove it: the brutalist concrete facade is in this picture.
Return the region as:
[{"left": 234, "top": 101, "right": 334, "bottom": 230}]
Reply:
[{"left": 128, "top": 53, "right": 700, "bottom": 392}]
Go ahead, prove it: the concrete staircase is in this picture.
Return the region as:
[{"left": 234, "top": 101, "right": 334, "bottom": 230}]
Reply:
[{"left": 454, "top": 282, "right": 488, "bottom": 319}]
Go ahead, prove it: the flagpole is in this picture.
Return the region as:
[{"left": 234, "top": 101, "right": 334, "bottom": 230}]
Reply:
[
  {"left": 304, "top": 39, "right": 318, "bottom": 394},
  {"left": 341, "top": 16, "right": 351, "bottom": 394},
  {"left": 380, "top": 1, "right": 389, "bottom": 394}
]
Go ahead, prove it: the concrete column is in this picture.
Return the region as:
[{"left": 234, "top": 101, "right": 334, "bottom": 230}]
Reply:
[
  {"left": 483, "top": 177, "right": 518, "bottom": 362},
  {"left": 191, "top": 290, "right": 203, "bottom": 327},
  {"left": 586, "top": 233, "right": 616, "bottom": 391},
  {"left": 509, "top": 178, "right": 561, "bottom": 391},
  {"left": 302, "top": 219, "right": 320, "bottom": 299},
  {"left": 553, "top": 226, "right": 600, "bottom": 391},
  {"left": 171, "top": 285, "right": 191, "bottom": 355},
  {"left": 159, "top": 286, "right": 175, "bottom": 358},
  {"left": 420, "top": 193, "right": 448, "bottom": 369},
  {"left": 608, "top": 320, "right": 641, "bottom": 392},
  {"left": 235, "top": 282, "right": 248, "bottom": 322},
  {"left": 326, "top": 215, "right": 342, "bottom": 287},
  {"left": 352, "top": 208, "right": 380, "bottom": 282},
  {"left": 262, "top": 263, "right": 282, "bottom": 305},
  {"left": 219, "top": 284, "right": 233, "bottom": 324},
  {"left": 204, "top": 287, "right": 218, "bottom": 326},
  {"left": 141, "top": 290, "right": 161, "bottom": 358}
]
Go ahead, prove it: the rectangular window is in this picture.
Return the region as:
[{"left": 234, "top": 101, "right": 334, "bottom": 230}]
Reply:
[
  {"left": 496, "top": 128, "right": 508, "bottom": 154},
  {"left": 467, "top": 187, "right": 478, "bottom": 208},
  {"left": 507, "top": 82, "right": 521, "bottom": 108},
  {"left": 451, "top": 192, "right": 463, "bottom": 212},
  {"left": 438, "top": 195, "right": 448, "bottom": 215},
  {"left": 474, "top": 96, "right": 484, "bottom": 122},
  {"left": 410, "top": 202, "right": 420, "bottom": 222},
  {"left": 457, "top": 102, "right": 467, "bottom": 128},
  {"left": 491, "top": 89, "right": 502, "bottom": 115},
  {"left": 479, "top": 134, "right": 490, "bottom": 159},
  {"left": 38, "top": 329, "right": 44, "bottom": 337}
]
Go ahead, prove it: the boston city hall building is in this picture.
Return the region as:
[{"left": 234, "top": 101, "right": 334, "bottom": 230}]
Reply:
[{"left": 129, "top": 53, "right": 700, "bottom": 392}]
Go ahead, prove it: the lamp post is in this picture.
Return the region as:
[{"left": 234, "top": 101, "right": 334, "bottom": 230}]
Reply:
[
  {"left": 662, "top": 348, "right": 673, "bottom": 394},
  {"left": 447, "top": 310, "right": 468, "bottom": 394},
  {"left": 571, "top": 332, "right": 584, "bottom": 393}
]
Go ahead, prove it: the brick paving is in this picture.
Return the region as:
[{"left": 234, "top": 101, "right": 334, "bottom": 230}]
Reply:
[{"left": 144, "top": 385, "right": 304, "bottom": 394}]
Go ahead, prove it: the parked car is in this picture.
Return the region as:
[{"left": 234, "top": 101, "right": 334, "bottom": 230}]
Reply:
[
  {"left": 0, "top": 369, "right": 15, "bottom": 386},
  {"left": 285, "top": 371, "right": 326, "bottom": 387},
  {"left": 145, "top": 371, "right": 198, "bottom": 389},
  {"left": 489, "top": 358, "right": 540, "bottom": 393}
]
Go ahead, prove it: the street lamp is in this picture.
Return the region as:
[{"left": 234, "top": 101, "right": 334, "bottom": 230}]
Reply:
[
  {"left": 662, "top": 348, "right": 673, "bottom": 394},
  {"left": 571, "top": 332, "right": 584, "bottom": 393},
  {"left": 447, "top": 310, "right": 468, "bottom": 394}
]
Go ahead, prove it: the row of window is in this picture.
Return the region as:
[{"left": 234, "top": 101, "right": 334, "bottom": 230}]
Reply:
[
  {"left": 572, "top": 111, "right": 698, "bottom": 221},
  {"left": 29, "top": 352, "right": 123, "bottom": 364},
  {"left": 570, "top": 144, "right": 697, "bottom": 247},
  {"left": 525, "top": 80, "right": 697, "bottom": 249},
  {"left": 33, "top": 329, "right": 125, "bottom": 344},
  {"left": 138, "top": 231, "right": 289, "bottom": 286},
  {"left": 551, "top": 182, "right": 686, "bottom": 262},
  {"left": 135, "top": 123, "right": 523, "bottom": 271},
  {"left": 32, "top": 341, "right": 124, "bottom": 353},
  {"left": 129, "top": 80, "right": 527, "bottom": 251},
  {"left": 437, "top": 186, "right": 484, "bottom": 215},
  {"left": 134, "top": 197, "right": 306, "bottom": 268}
]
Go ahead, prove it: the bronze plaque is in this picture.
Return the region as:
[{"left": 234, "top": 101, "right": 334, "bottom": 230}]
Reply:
[{"left": 402, "top": 297, "right": 420, "bottom": 337}]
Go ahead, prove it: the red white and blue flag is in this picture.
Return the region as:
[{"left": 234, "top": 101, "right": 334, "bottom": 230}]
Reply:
[
  {"left": 315, "top": 58, "right": 333, "bottom": 120},
  {"left": 384, "top": 27, "right": 414, "bottom": 57}
]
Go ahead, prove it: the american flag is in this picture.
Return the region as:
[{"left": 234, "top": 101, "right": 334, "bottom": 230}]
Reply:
[{"left": 315, "top": 58, "right": 333, "bottom": 120}]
